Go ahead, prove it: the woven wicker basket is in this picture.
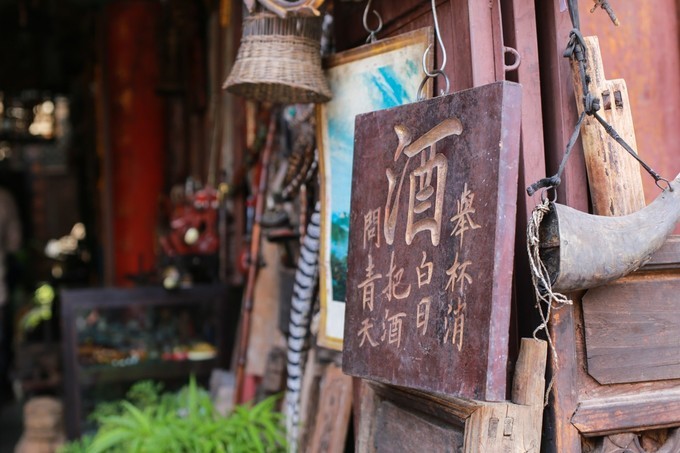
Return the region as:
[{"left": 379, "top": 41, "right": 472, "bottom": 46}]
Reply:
[{"left": 223, "top": 13, "right": 331, "bottom": 104}]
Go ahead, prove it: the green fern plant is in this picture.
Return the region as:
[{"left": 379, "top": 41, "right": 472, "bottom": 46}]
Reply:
[{"left": 59, "top": 377, "right": 286, "bottom": 453}]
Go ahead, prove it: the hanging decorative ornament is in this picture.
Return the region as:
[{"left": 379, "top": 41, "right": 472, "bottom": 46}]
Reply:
[{"left": 223, "top": 2, "right": 331, "bottom": 104}]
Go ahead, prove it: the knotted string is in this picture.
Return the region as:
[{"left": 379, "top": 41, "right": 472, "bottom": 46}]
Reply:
[{"left": 527, "top": 199, "right": 572, "bottom": 406}]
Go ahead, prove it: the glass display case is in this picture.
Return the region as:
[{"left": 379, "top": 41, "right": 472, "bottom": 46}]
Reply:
[{"left": 60, "top": 284, "right": 231, "bottom": 438}]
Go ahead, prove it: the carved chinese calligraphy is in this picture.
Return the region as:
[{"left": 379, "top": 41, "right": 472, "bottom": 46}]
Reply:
[{"left": 343, "top": 82, "right": 522, "bottom": 401}]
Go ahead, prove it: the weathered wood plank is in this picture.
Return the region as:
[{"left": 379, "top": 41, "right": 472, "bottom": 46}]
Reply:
[
  {"left": 570, "top": 36, "right": 645, "bottom": 216},
  {"left": 370, "top": 382, "right": 480, "bottom": 424},
  {"left": 546, "top": 304, "right": 582, "bottom": 453},
  {"left": 366, "top": 338, "right": 546, "bottom": 452},
  {"left": 298, "top": 348, "right": 323, "bottom": 451},
  {"left": 582, "top": 274, "right": 680, "bottom": 384},
  {"left": 511, "top": 338, "right": 547, "bottom": 406},
  {"left": 308, "top": 364, "right": 353, "bottom": 453},
  {"left": 579, "top": 0, "right": 680, "bottom": 211},
  {"left": 643, "top": 236, "right": 680, "bottom": 270},
  {"left": 572, "top": 388, "right": 680, "bottom": 436},
  {"left": 374, "top": 401, "right": 464, "bottom": 453},
  {"left": 354, "top": 379, "right": 378, "bottom": 453},
  {"left": 464, "top": 402, "right": 540, "bottom": 453}
]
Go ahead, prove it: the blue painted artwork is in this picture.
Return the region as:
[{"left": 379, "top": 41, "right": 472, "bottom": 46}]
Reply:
[
  {"left": 317, "top": 30, "right": 432, "bottom": 349},
  {"left": 323, "top": 46, "right": 426, "bottom": 305}
]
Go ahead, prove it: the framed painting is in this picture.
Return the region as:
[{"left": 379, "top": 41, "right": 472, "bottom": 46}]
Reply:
[{"left": 317, "top": 27, "right": 434, "bottom": 350}]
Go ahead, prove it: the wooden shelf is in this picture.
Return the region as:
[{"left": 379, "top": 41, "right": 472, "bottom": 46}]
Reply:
[{"left": 78, "top": 358, "right": 217, "bottom": 386}]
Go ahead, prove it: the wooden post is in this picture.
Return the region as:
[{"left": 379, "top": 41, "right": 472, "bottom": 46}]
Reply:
[
  {"left": 512, "top": 338, "right": 548, "bottom": 406},
  {"left": 233, "top": 113, "right": 277, "bottom": 403},
  {"left": 464, "top": 338, "right": 547, "bottom": 452},
  {"left": 570, "top": 36, "right": 646, "bottom": 216},
  {"left": 308, "top": 364, "right": 353, "bottom": 453}
]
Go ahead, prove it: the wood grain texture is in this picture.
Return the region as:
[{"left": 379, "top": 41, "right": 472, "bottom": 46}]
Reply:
[
  {"left": 579, "top": 0, "right": 680, "bottom": 215},
  {"left": 374, "top": 401, "right": 464, "bottom": 453},
  {"left": 308, "top": 364, "right": 353, "bottom": 453},
  {"left": 545, "top": 304, "right": 582, "bottom": 453},
  {"left": 511, "top": 338, "right": 547, "bottom": 406},
  {"left": 464, "top": 402, "right": 540, "bottom": 453},
  {"left": 572, "top": 388, "right": 680, "bottom": 437},
  {"left": 534, "top": 0, "right": 589, "bottom": 212},
  {"left": 643, "top": 236, "right": 680, "bottom": 270},
  {"left": 246, "top": 241, "right": 286, "bottom": 376},
  {"left": 572, "top": 279, "right": 680, "bottom": 436},
  {"left": 354, "top": 379, "right": 378, "bottom": 453},
  {"left": 298, "top": 348, "right": 323, "bottom": 451},
  {"left": 582, "top": 274, "right": 680, "bottom": 385},
  {"left": 370, "top": 382, "right": 480, "bottom": 424},
  {"left": 594, "top": 428, "right": 680, "bottom": 453},
  {"left": 363, "top": 338, "right": 545, "bottom": 452},
  {"left": 570, "top": 36, "right": 645, "bottom": 216}
]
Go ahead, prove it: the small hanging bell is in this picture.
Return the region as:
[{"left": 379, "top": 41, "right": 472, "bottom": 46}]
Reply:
[{"left": 223, "top": 12, "right": 331, "bottom": 104}]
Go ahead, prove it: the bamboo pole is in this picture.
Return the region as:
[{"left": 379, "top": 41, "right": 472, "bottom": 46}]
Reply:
[{"left": 234, "top": 112, "right": 277, "bottom": 403}]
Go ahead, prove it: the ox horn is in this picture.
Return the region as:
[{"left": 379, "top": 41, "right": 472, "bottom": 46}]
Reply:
[{"left": 538, "top": 173, "right": 680, "bottom": 293}]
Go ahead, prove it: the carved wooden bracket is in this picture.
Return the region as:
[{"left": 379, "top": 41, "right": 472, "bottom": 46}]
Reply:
[{"left": 593, "top": 428, "right": 680, "bottom": 453}]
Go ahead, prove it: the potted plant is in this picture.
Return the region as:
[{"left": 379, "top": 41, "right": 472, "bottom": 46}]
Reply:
[{"left": 59, "top": 378, "right": 286, "bottom": 453}]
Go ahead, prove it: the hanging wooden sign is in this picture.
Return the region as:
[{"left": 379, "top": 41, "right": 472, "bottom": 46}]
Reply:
[{"left": 342, "top": 81, "right": 522, "bottom": 401}]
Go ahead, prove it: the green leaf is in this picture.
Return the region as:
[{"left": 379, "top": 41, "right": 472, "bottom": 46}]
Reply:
[
  {"left": 89, "top": 428, "right": 132, "bottom": 453},
  {"left": 119, "top": 401, "right": 152, "bottom": 433}
]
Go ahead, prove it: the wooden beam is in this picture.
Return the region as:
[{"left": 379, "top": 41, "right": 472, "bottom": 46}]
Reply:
[{"left": 569, "top": 36, "right": 645, "bottom": 216}]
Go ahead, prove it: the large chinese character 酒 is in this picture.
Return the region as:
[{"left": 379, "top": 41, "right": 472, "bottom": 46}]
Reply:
[{"left": 384, "top": 119, "right": 463, "bottom": 246}]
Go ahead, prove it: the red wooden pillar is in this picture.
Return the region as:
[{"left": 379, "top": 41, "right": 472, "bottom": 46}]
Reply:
[{"left": 105, "top": 1, "right": 165, "bottom": 285}]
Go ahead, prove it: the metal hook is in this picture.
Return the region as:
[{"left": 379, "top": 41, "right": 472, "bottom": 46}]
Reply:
[
  {"left": 429, "top": 0, "right": 447, "bottom": 74},
  {"left": 363, "top": 0, "right": 383, "bottom": 43},
  {"left": 656, "top": 177, "right": 673, "bottom": 192},
  {"left": 417, "top": 69, "right": 450, "bottom": 101},
  {"left": 417, "top": 0, "right": 450, "bottom": 99},
  {"left": 540, "top": 187, "right": 559, "bottom": 204},
  {"left": 503, "top": 46, "right": 521, "bottom": 72}
]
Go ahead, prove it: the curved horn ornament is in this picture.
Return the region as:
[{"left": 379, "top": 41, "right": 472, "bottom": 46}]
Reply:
[{"left": 539, "top": 173, "right": 680, "bottom": 293}]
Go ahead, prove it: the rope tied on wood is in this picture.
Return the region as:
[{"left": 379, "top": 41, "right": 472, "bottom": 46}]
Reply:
[{"left": 527, "top": 198, "right": 572, "bottom": 406}]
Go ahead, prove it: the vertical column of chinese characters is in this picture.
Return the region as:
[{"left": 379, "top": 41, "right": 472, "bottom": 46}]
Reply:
[
  {"left": 443, "top": 183, "right": 481, "bottom": 351},
  {"left": 357, "top": 209, "right": 382, "bottom": 348}
]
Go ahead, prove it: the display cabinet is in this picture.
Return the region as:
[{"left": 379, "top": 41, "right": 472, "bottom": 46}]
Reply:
[{"left": 60, "top": 284, "right": 231, "bottom": 438}]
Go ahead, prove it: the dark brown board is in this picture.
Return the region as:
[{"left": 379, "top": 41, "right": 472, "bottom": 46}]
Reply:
[
  {"left": 308, "top": 364, "right": 354, "bottom": 453},
  {"left": 582, "top": 273, "right": 680, "bottom": 385},
  {"left": 342, "top": 81, "right": 522, "bottom": 401},
  {"left": 374, "top": 400, "right": 464, "bottom": 453}
]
